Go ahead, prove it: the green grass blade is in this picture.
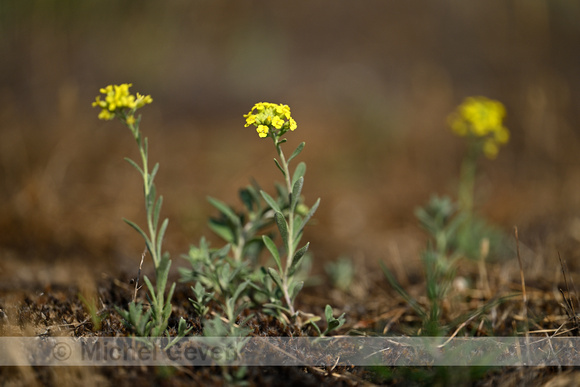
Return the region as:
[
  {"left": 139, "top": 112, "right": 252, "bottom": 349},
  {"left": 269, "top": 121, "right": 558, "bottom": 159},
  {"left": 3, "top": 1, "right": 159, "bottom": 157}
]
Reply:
[{"left": 380, "top": 261, "right": 427, "bottom": 319}]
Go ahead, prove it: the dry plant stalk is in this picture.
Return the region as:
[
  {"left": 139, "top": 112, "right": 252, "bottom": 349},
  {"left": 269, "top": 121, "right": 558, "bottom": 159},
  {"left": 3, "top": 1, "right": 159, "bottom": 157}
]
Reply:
[{"left": 558, "top": 252, "right": 580, "bottom": 335}]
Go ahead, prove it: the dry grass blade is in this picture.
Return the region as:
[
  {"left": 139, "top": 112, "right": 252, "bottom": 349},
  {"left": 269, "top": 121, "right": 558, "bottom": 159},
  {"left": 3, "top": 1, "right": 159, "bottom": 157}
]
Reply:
[
  {"left": 514, "top": 226, "right": 530, "bottom": 368},
  {"left": 557, "top": 252, "right": 579, "bottom": 335},
  {"left": 514, "top": 227, "right": 527, "bottom": 317},
  {"left": 132, "top": 247, "right": 147, "bottom": 302}
]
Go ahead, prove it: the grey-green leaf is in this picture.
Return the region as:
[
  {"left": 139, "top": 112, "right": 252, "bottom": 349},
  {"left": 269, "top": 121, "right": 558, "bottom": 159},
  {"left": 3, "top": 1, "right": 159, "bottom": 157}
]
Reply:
[
  {"left": 124, "top": 157, "right": 144, "bottom": 175},
  {"left": 207, "top": 196, "right": 240, "bottom": 227},
  {"left": 289, "top": 280, "right": 304, "bottom": 301},
  {"left": 274, "top": 212, "right": 289, "bottom": 248},
  {"left": 290, "top": 177, "right": 304, "bottom": 212},
  {"left": 297, "top": 198, "right": 320, "bottom": 234},
  {"left": 239, "top": 188, "right": 255, "bottom": 212},
  {"left": 208, "top": 219, "right": 235, "bottom": 243},
  {"left": 155, "top": 218, "right": 169, "bottom": 260},
  {"left": 143, "top": 275, "right": 157, "bottom": 304},
  {"left": 149, "top": 162, "right": 160, "bottom": 192},
  {"left": 273, "top": 158, "right": 286, "bottom": 177},
  {"left": 324, "top": 304, "right": 334, "bottom": 322},
  {"left": 288, "top": 142, "right": 305, "bottom": 163},
  {"left": 267, "top": 268, "right": 284, "bottom": 290},
  {"left": 123, "top": 218, "right": 152, "bottom": 253},
  {"left": 262, "top": 235, "right": 282, "bottom": 273},
  {"left": 153, "top": 196, "right": 163, "bottom": 230},
  {"left": 289, "top": 242, "right": 309, "bottom": 277},
  {"left": 260, "top": 190, "right": 282, "bottom": 213},
  {"left": 292, "top": 162, "right": 306, "bottom": 188},
  {"left": 156, "top": 258, "right": 172, "bottom": 300}
]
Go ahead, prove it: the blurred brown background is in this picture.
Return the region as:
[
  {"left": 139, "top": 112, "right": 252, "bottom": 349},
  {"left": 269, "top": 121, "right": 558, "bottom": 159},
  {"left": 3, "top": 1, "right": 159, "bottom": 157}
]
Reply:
[{"left": 2, "top": 1, "right": 580, "bottom": 287}]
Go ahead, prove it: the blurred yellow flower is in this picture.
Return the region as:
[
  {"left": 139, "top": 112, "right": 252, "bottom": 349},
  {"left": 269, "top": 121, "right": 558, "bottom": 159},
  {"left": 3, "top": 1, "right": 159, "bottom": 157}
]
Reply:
[
  {"left": 483, "top": 139, "right": 499, "bottom": 159},
  {"left": 448, "top": 96, "right": 509, "bottom": 159},
  {"left": 244, "top": 102, "right": 297, "bottom": 139},
  {"left": 92, "top": 83, "right": 152, "bottom": 121}
]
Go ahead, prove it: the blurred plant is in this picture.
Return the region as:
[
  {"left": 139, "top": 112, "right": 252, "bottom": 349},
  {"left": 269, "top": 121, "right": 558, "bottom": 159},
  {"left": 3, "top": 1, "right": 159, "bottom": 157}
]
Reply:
[
  {"left": 180, "top": 237, "right": 244, "bottom": 303},
  {"left": 189, "top": 281, "right": 214, "bottom": 318},
  {"left": 382, "top": 195, "right": 463, "bottom": 335},
  {"left": 309, "top": 304, "right": 346, "bottom": 338},
  {"left": 92, "top": 84, "right": 190, "bottom": 339},
  {"left": 382, "top": 195, "right": 508, "bottom": 336},
  {"left": 448, "top": 96, "right": 509, "bottom": 214},
  {"left": 202, "top": 282, "right": 252, "bottom": 383},
  {"left": 382, "top": 97, "right": 511, "bottom": 335},
  {"left": 325, "top": 256, "right": 355, "bottom": 293},
  {"left": 417, "top": 196, "right": 465, "bottom": 334},
  {"left": 78, "top": 293, "right": 104, "bottom": 332},
  {"left": 447, "top": 96, "right": 511, "bottom": 261},
  {"left": 203, "top": 281, "right": 253, "bottom": 339},
  {"left": 179, "top": 178, "right": 285, "bottom": 311}
]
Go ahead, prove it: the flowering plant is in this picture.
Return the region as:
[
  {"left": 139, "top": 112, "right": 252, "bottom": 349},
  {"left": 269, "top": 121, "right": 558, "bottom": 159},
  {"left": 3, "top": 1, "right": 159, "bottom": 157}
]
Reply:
[
  {"left": 93, "top": 84, "right": 190, "bottom": 341},
  {"left": 182, "top": 101, "right": 343, "bottom": 332},
  {"left": 244, "top": 102, "right": 318, "bottom": 317}
]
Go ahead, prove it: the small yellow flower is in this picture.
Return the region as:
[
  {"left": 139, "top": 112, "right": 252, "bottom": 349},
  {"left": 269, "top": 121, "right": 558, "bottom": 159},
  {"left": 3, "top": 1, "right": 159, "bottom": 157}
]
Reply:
[
  {"left": 448, "top": 96, "right": 509, "bottom": 159},
  {"left": 243, "top": 102, "right": 297, "bottom": 139},
  {"left": 494, "top": 127, "right": 509, "bottom": 144},
  {"left": 135, "top": 93, "right": 153, "bottom": 108},
  {"left": 272, "top": 116, "right": 284, "bottom": 129},
  {"left": 257, "top": 125, "right": 269, "bottom": 138},
  {"left": 98, "top": 109, "right": 115, "bottom": 120},
  {"left": 449, "top": 115, "right": 468, "bottom": 136}
]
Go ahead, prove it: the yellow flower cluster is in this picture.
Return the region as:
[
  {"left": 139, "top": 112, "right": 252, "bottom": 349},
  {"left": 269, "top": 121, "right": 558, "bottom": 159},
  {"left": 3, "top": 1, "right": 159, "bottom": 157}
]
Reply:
[
  {"left": 244, "top": 102, "right": 297, "bottom": 138},
  {"left": 92, "top": 83, "right": 153, "bottom": 122},
  {"left": 448, "top": 96, "right": 510, "bottom": 159}
]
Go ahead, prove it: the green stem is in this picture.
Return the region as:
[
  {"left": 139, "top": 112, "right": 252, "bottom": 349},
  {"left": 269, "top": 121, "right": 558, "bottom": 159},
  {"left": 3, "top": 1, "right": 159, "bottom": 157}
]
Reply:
[
  {"left": 128, "top": 120, "right": 160, "bottom": 272},
  {"left": 458, "top": 141, "right": 478, "bottom": 216},
  {"left": 274, "top": 137, "right": 296, "bottom": 316}
]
